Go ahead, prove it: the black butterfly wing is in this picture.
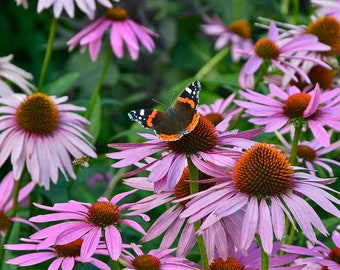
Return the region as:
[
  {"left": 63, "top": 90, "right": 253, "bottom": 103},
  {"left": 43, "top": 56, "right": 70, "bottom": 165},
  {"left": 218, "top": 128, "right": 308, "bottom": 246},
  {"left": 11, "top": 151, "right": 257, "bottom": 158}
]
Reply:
[
  {"left": 129, "top": 109, "right": 183, "bottom": 140},
  {"left": 172, "top": 81, "right": 201, "bottom": 132}
]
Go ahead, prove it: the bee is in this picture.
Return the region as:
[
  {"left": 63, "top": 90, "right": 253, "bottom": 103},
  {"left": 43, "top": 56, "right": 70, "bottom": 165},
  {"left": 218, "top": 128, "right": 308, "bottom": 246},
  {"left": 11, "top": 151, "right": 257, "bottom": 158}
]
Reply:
[{"left": 72, "top": 155, "right": 90, "bottom": 168}]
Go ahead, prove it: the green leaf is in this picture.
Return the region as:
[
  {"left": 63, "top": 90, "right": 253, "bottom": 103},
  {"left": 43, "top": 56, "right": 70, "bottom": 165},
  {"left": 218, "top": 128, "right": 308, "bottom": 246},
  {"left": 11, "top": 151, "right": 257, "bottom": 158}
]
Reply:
[{"left": 44, "top": 72, "right": 80, "bottom": 96}]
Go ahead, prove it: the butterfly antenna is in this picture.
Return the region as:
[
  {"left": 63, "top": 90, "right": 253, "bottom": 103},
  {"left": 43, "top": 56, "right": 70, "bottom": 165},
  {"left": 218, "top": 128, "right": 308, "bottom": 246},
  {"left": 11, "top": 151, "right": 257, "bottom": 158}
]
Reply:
[{"left": 152, "top": 98, "right": 167, "bottom": 109}]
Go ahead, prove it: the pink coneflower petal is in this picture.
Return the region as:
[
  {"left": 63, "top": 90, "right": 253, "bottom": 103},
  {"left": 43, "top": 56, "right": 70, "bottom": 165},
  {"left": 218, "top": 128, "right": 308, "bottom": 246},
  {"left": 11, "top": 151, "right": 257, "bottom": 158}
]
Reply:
[
  {"left": 56, "top": 222, "right": 94, "bottom": 245},
  {"left": 281, "top": 34, "right": 330, "bottom": 53},
  {"left": 6, "top": 237, "right": 111, "bottom": 269},
  {"left": 259, "top": 198, "right": 273, "bottom": 254},
  {"left": 83, "top": 20, "right": 111, "bottom": 45},
  {"left": 236, "top": 83, "right": 340, "bottom": 146},
  {"left": 238, "top": 20, "right": 331, "bottom": 88},
  {"left": 0, "top": 55, "right": 33, "bottom": 96},
  {"left": 177, "top": 223, "right": 196, "bottom": 257},
  {"left": 182, "top": 143, "right": 339, "bottom": 255},
  {"left": 81, "top": 227, "right": 102, "bottom": 258},
  {"left": 307, "top": 120, "right": 330, "bottom": 147},
  {"left": 0, "top": 171, "right": 14, "bottom": 210},
  {"left": 268, "top": 21, "right": 279, "bottom": 40},
  {"left": 0, "top": 93, "right": 96, "bottom": 189},
  {"left": 7, "top": 252, "right": 56, "bottom": 266},
  {"left": 304, "top": 85, "right": 320, "bottom": 116},
  {"left": 119, "top": 219, "right": 146, "bottom": 235},
  {"left": 272, "top": 59, "right": 299, "bottom": 81},
  {"left": 270, "top": 199, "right": 286, "bottom": 239},
  {"left": 240, "top": 197, "right": 258, "bottom": 253},
  {"left": 11, "top": 217, "right": 39, "bottom": 231},
  {"left": 67, "top": 7, "right": 157, "bottom": 61},
  {"left": 243, "top": 55, "right": 263, "bottom": 74},
  {"left": 282, "top": 194, "right": 326, "bottom": 242},
  {"left": 105, "top": 226, "right": 122, "bottom": 260},
  {"left": 28, "top": 193, "right": 144, "bottom": 261},
  {"left": 201, "top": 15, "right": 253, "bottom": 63},
  {"left": 110, "top": 22, "right": 124, "bottom": 58},
  {"left": 128, "top": 21, "right": 157, "bottom": 52},
  {"left": 148, "top": 154, "right": 174, "bottom": 183},
  {"left": 120, "top": 21, "right": 140, "bottom": 50},
  {"left": 37, "top": 0, "right": 112, "bottom": 18},
  {"left": 5, "top": 182, "right": 35, "bottom": 212}
]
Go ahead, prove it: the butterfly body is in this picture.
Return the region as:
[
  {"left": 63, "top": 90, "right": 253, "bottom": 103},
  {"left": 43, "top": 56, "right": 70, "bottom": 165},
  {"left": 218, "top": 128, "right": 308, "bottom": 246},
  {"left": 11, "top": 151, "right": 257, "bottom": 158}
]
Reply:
[{"left": 128, "top": 81, "right": 201, "bottom": 141}]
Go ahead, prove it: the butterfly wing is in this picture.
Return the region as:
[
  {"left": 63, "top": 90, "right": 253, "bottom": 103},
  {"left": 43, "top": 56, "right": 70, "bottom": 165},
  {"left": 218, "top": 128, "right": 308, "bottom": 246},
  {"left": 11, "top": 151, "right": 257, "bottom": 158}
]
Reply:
[
  {"left": 128, "top": 109, "right": 183, "bottom": 140},
  {"left": 128, "top": 81, "right": 202, "bottom": 141},
  {"left": 172, "top": 80, "right": 201, "bottom": 133}
]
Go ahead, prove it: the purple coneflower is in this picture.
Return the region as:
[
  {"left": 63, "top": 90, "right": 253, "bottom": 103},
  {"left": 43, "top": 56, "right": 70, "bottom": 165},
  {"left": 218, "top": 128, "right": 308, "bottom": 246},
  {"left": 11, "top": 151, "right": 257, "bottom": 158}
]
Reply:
[
  {"left": 15, "top": 0, "right": 28, "bottom": 9},
  {"left": 0, "top": 93, "right": 97, "bottom": 189},
  {"left": 201, "top": 15, "right": 253, "bottom": 62},
  {"left": 209, "top": 242, "right": 304, "bottom": 270},
  {"left": 124, "top": 168, "right": 243, "bottom": 262},
  {"left": 5, "top": 238, "right": 111, "bottom": 270},
  {"left": 237, "top": 21, "right": 330, "bottom": 88},
  {"left": 234, "top": 83, "right": 340, "bottom": 147},
  {"left": 312, "top": 0, "right": 340, "bottom": 20},
  {"left": 276, "top": 130, "right": 340, "bottom": 176},
  {"left": 120, "top": 243, "right": 199, "bottom": 270},
  {"left": 197, "top": 94, "right": 242, "bottom": 127},
  {"left": 283, "top": 230, "right": 340, "bottom": 270},
  {"left": 0, "top": 171, "right": 37, "bottom": 236},
  {"left": 260, "top": 15, "right": 340, "bottom": 79},
  {"left": 37, "top": 0, "right": 112, "bottom": 19},
  {"left": 181, "top": 143, "right": 340, "bottom": 255},
  {"left": 0, "top": 54, "right": 33, "bottom": 96},
  {"left": 108, "top": 114, "right": 260, "bottom": 189},
  {"left": 67, "top": 7, "right": 158, "bottom": 61},
  {"left": 28, "top": 190, "right": 148, "bottom": 261}
]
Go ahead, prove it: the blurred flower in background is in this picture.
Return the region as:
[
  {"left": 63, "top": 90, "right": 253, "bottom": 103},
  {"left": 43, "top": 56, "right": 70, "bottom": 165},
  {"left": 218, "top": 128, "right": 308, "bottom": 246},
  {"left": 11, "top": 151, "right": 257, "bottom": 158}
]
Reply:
[
  {"left": 15, "top": 0, "right": 28, "bottom": 9},
  {"left": 197, "top": 94, "right": 242, "bottom": 127},
  {"left": 0, "top": 171, "right": 37, "bottom": 236},
  {"left": 37, "top": 0, "right": 113, "bottom": 19},
  {"left": 311, "top": 0, "right": 340, "bottom": 19},
  {"left": 237, "top": 21, "right": 331, "bottom": 88},
  {"left": 201, "top": 15, "right": 253, "bottom": 62},
  {"left": 276, "top": 130, "right": 340, "bottom": 177},
  {"left": 0, "top": 55, "right": 34, "bottom": 97},
  {"left": 67, "top": 7, "right": 158, "bottom": 61}
]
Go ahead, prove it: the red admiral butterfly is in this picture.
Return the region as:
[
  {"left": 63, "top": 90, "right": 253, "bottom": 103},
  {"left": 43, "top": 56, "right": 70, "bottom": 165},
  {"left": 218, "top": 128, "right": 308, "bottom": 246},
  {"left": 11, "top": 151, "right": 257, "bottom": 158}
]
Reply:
[{"left": 128, "top": 81, "right": 201, "bottom": 141}]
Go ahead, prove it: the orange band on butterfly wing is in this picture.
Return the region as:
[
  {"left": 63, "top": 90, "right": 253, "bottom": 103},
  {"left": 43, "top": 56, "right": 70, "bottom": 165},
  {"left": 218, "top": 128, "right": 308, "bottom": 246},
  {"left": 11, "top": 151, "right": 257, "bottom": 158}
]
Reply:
[
  {"left": 185, "top": 112, "right": 200, "bottom": 133},
  {"left": 177, "top": 97, "right": 196, "bottom": 109},
  {"left": 146, "top": 110, "right": 158, "bottom": 128},
  {"left": 158, "top": 133, "right": 181, "bottom": 141}
]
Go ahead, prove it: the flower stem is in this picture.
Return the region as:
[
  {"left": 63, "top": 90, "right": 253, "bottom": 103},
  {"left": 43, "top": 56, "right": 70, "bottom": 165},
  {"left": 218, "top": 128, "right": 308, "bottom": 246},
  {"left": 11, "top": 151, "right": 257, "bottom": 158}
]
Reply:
[
  {"left": 85, "top": 46, "right": 112, "bottom": 120},
  {"left": 194, "top": 46, "right": 230, "bottom": 81},
  {"left": 292, "top": 0, "right": 300, "bottom": 25},
  {"left": 289, "top": 124, "right": 302, "bottom": 166},
  {"left": 254, "top": 60, "right": 270, "bottom": 91},
  {"left": 261, "top": 243, "right": 269, "bottom": 270},
  {"left": 38, "top": 17, "right": 58, "bottom": 91},
  {"left": 186, "top": 155, "right": 209, "bottom": 270},
  {"left": 0, "top": 176, "right": 24, "bottom": 270},
  {"left": 113, "top": 260, "right": 121, "bottom": 270}
]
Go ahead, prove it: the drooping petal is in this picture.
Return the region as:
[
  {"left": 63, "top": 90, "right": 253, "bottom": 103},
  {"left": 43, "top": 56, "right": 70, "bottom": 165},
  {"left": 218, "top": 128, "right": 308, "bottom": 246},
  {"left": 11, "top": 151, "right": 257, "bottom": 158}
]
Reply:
[
  {"left": 105, "top": 225, "right": 122, "bottom": 260},
  {"left": 240, "top": 197, "right": 259, "bottom": 253}
]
